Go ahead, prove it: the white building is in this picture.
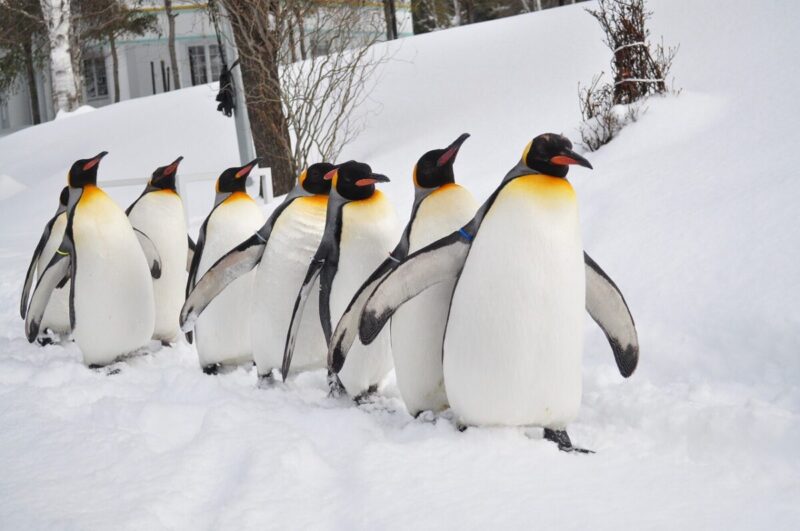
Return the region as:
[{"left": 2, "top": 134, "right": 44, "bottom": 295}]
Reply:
[{"left": 1, "top": 1, "right": 412, "bottom": 136}]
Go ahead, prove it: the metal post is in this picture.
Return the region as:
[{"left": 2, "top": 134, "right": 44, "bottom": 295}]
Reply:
[{"left": 217, "top": 6, "right": 256, "bottom": 167}]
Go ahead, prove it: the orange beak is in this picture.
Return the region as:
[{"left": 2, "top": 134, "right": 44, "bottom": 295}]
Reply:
[{"left": 549, "top": 149, "right": 592, "bottom": 169}]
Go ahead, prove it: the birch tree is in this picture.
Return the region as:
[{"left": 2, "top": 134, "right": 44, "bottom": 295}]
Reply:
[{"left": 40, "top": 0, "right": 80, "bottom": 113}]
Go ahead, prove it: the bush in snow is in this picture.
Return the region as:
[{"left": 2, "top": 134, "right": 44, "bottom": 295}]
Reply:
[{"left": 578, "top": 0, "right": 678, "bottom": 151}]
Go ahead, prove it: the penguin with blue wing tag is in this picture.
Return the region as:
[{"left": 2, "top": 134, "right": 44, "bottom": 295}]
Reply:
[{"left": 358, "top": 134, "right": 639, "bottom": 452}]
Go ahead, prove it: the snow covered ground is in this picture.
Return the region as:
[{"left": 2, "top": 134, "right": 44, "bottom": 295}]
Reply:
[{"left": 1, "top": 0, "right": 799, "bottom": 528}]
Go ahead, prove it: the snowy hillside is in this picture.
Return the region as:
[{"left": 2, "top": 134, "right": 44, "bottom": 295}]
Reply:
[{"left": 1, "top": 0, "right": 799, "bottom": 529}]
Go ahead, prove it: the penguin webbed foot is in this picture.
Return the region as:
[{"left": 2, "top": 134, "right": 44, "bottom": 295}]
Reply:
[
  {"left": 257, "top": 369, "right": 278, "bottom": 389},
  {"left": 353, "top": 384, "right": 379, "bottom": 406},
  {"left": 327, "top": 371, "right": 347, "bottom": 398},
  {"left": 543, "top": 428, "right": 594, "bottom": 454},
  {"left": 88, "top": 363, "right": 122, "bottom": 376},
  {"left": 36, "top": 336, "right": 54, "bottom": 347},
  {"left": 202, "top": 363, "right": 221, "bottom": 375}
]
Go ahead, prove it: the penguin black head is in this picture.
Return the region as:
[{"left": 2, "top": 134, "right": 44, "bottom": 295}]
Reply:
[
  {"left": 414, "top": 133, "right": 470, "bottom": 189},
  {"left": 299, "top": 162, "right": 335, "bottom": 195},
  {"left": 68, "top": 151, "right": 108, "bottom": 188},
  {"left": 58, "top": 186, "right": 69, "bottom": 207},
  {"left": 326, "top": 160, "right": 390, "bottom": 201},
  {"left": 150, "top": 156, "right": 183, "bottom": 191},
  {"left": 523, "top": 134, "right": 592, "bottom": 178},
  {"left": 217, "top": 158, "right": 260, "bottom": 194}
]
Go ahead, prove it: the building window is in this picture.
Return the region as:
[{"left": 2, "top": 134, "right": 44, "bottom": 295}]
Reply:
[
  {"left": 209, "top": 45, "right": 225, "bottom": 82},
  {"left": 189, "top": 46, "right": 208, "bottom": 86},
  {"left": 84, "top": 57, "right": 108, "bottom": 99}
]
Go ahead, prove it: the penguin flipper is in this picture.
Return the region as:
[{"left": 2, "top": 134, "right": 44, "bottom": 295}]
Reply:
[
  {"left": 584, "top": 252, "right": 639, "bottom": 377},
  {"left": 25, "top": 244, "right": 73, "bottom": 342},
  {"left": 282, "top": 257, "right": 325, "bottom": 379},
  {"left": 133, "top": 228, "right": 162, "bottom": 279},
  {"left": 328, "top": 256, "right": 398, "bottom": 373},
  {"left": 186, "top": 235, "right": 196, "bottom": 272},
  {"left": 187, "top": 218, "right": 209, "bottom": 296},
  {"left": 20, "top": 215, "right": 57, "bottom": 319},
  {"left": 180, "top": 234, "right": 265, "bottom": 331},
  {"left": 360, "top": 232, "right": 472, "bottom": 345}
]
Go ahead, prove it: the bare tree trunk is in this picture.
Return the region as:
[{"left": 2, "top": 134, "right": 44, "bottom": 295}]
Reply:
[
  {"left": 287, "top": 19, "right": 297, "bottom": 62},
  {"left": 109, "top": 33, "right": 120, "bottom": 103},
  {"left": 164, "top": 0, "right": 180, "bottom": 89},
  {"left": 224, "top": 0, "right": 295, "bottom": 195},
  {"left": 382, "top": 0, "right": 398, "bottom": 39},
  {"left": 23, "top": 39, "right": 42, "bottom": 124},
  {"left": 41, "top": 0, "right": 79, "bottom": 113},
  {"left": 293, "top": 6, "right": 306, "bottom": 60}
]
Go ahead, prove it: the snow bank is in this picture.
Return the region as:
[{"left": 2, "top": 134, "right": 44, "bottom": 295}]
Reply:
[
  {"left": 0, "top": 0, "right": 798, "bottom": 528},
  {"left": 0, "top": 174, "right": 26, "bottom": 201},
  {"left": 54, "top": 104, "right": 96, "bottom": 120}
]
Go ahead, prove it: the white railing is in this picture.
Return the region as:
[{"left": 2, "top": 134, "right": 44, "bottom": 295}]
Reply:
[{"left": 101, "top": 166, "right": 273, "bottom": 223}]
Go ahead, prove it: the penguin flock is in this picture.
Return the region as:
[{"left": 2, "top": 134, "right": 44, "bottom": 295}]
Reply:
[{"left": 20, "top": 133, "right": 639, "bottom": 453}]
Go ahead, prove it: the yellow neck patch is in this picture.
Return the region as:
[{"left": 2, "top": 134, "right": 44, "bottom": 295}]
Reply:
[
  {"left": 506, "top": 174, "right": 575, "bottom": 201},
  {"left": 297, "top": 194, "right": 328, "bottom": 208},
  {"left": 224, "top": 191, "right": 254, "bottom": 204},
  {"left": 79, "top": 184, "right": 105, "bottom": 203},
  {"left": 429, "top": 182, "right": 462, "bottom": 197}
]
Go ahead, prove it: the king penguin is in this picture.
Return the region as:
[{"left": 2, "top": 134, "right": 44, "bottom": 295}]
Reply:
[
  {"left": 20, "top": 186, "right": 71, "bottom": 345},
  {"left": 186, "top": 159, "right": 265, "bottom": 374},
  {"left": 25, "top": 152, "right": 160, "bottom": 367},
  {"left": 283, "top": 161, "right": 399, "bottom": 400},
  {"left": 357, "top": 134, "right": 640, "bottom": 451},
  {"left": 126, "top": 156, "right": 189, "bottom": 344},
  {"left": 180, "top": 163, "right": 334, "bottom": 384},
  {"left": 328, "top": 134, "right": 477, "bottom": 416}
]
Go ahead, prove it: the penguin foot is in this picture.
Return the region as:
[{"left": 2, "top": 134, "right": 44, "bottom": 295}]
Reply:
[
  {"left": 89, "top": 363, "right": 122, "bottom": 376},
  {"left": 257, "top": 370, "right": 278, "bottom": 389},
  {"left": 160, "top": 340, "right": 172, "bottom": 348},
  {"left": 327, "top": 371, "right": 346, "bottom": 398},
  {"left": 543, "top": 428, "right": 594, "bottom": 454},
  {"left": 202, "top": 363, "right": 221, "bottom": 375},
  {"left": 36, "top": 336, "right": 54, "bottom": 347},
  {"left": 353, "top": 384, "right": 379, "bottom": 406},
  {"left": 457, "top": 422, "right": 469, "bottom": 432}
]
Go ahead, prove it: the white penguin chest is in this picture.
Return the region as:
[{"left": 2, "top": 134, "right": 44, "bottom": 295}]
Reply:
[
  {"left": 331, "top": 192, "right": 399, "bottom": 319},
  {"left": 444, "top": 175, "right": 585, "bottom": 428},
  {"left": 71, "top": 186, "right": 155, "bottom": 365},
  {"left": 391, "top": 184, "right": 478, "bottom": 414},
  {"left": 128, "top": 191, "right": 188, "bottom": 274},
  {"left": 199, "top": 194, "right": 265, "bottom": 275},
  {"left": 127, "top": 190, "right": 188, "bottom": 340},
  {"left": 195, "top": 193, "right": 265, "bottom": 366},
  {"left": 332, "top": 191, "right": 399, "bottom": 394},
  {"left": 253, "top": 196, "right": 328, "bottom": 372}
]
